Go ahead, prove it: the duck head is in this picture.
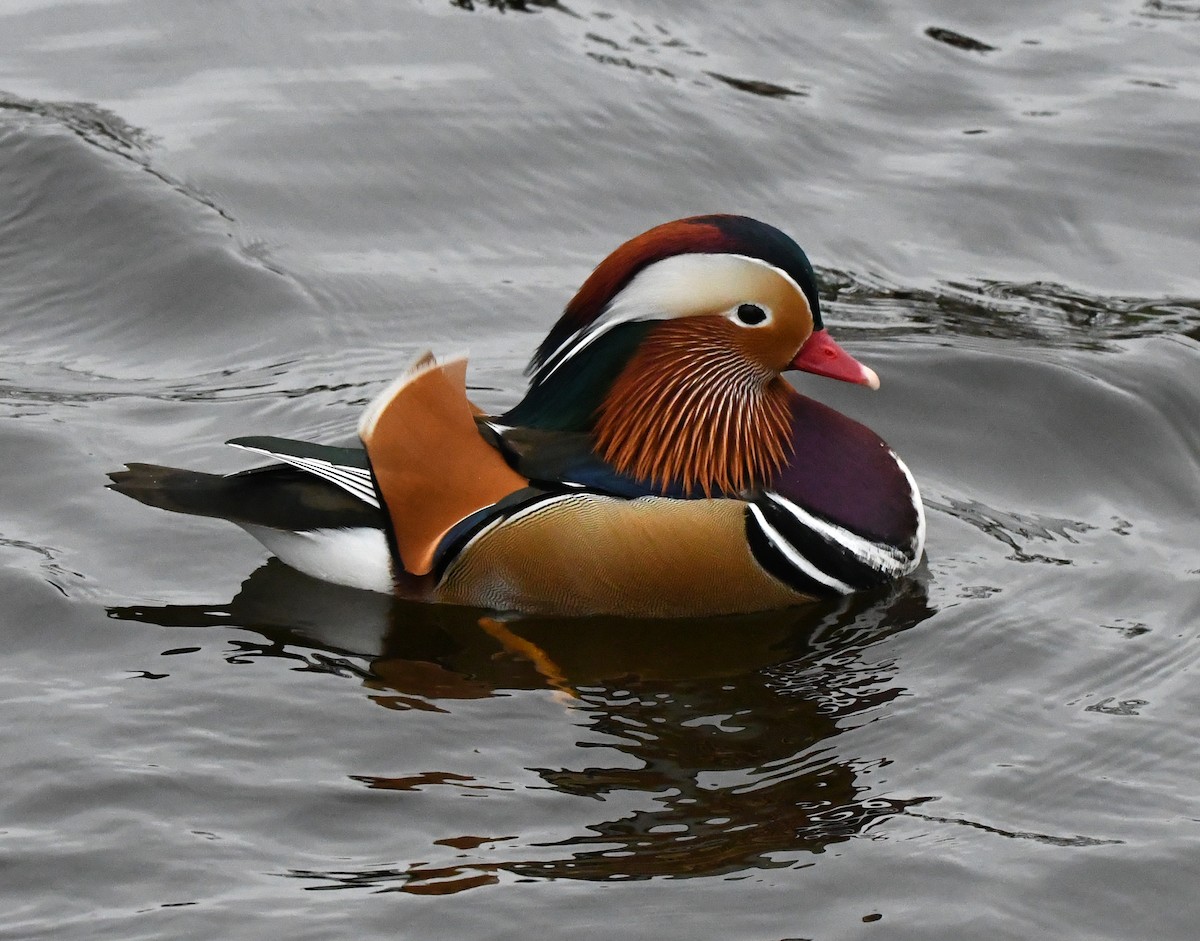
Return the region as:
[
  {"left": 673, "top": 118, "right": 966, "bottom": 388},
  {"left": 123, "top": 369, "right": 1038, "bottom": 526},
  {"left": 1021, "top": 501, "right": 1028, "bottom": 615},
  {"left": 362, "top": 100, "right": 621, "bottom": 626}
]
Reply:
[{"left": 503, "top": 215, "right": 878, "bottom": 497}]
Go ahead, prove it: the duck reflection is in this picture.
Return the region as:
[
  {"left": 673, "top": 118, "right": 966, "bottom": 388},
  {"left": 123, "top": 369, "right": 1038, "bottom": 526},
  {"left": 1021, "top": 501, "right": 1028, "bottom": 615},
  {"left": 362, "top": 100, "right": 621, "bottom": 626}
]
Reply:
[{"left": 109, "top": 562, "right": 934, "bottom": 887}]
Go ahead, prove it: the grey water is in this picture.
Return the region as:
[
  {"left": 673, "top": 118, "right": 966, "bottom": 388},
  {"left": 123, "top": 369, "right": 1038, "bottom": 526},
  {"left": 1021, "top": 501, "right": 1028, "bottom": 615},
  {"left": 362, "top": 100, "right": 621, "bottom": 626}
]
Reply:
[{"left": 2, "top": 1, "right": 1199, "bottom": 938}]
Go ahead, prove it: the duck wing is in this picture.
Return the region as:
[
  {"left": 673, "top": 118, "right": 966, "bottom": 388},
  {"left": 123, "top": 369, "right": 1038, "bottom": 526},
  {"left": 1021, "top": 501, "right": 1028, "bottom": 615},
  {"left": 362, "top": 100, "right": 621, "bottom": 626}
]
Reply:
[{"left": 226, "top": 436, "right": 379, "bottom": 507}]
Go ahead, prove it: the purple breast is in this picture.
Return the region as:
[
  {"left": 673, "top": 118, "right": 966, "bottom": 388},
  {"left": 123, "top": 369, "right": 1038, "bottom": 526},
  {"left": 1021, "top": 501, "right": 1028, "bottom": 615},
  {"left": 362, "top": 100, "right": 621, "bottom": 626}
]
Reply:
[{"left": 773, "top": 392, "right": 919, "bottom": 547}]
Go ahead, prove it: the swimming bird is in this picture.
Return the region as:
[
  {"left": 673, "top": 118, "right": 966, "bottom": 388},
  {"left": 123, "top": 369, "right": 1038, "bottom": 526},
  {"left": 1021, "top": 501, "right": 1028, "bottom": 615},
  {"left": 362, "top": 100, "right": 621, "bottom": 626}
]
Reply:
[{"left": 109, "top": 215, "right": 924, "bottom": 617}]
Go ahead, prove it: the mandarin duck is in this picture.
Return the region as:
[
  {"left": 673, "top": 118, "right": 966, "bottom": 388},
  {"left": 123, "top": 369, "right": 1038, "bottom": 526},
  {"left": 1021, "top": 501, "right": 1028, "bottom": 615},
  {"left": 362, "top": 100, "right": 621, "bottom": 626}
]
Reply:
[{"left": 110, "top": 215, "right": 925, "bottom": 617}]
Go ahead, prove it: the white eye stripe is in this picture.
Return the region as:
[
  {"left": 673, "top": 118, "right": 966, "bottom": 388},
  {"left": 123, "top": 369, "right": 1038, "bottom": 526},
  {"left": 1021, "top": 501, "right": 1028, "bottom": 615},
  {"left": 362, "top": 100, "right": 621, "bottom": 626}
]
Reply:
[{"left": 534, "top": 253, "right": 799, "bottom": 383}]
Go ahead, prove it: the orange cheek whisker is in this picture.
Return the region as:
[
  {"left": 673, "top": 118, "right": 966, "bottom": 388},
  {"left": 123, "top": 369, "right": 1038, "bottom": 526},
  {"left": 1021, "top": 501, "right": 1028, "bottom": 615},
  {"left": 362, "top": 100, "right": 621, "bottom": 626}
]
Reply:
[{"left": 594, "top": 320, "right": 793, "bottom": 497}]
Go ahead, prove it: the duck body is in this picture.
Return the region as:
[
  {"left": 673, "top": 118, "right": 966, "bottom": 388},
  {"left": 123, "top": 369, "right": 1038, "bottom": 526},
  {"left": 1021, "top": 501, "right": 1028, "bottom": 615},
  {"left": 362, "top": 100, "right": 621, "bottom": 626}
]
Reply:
[{"left": 110, "top": 215, "right": 924, "bottom": 617}]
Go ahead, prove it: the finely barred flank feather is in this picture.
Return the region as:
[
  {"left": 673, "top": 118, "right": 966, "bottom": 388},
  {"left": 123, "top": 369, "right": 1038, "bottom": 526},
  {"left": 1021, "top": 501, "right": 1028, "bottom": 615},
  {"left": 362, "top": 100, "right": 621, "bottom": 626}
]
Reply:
[{"left": 593, "top": 318, "right": 794, "bottom": 497}]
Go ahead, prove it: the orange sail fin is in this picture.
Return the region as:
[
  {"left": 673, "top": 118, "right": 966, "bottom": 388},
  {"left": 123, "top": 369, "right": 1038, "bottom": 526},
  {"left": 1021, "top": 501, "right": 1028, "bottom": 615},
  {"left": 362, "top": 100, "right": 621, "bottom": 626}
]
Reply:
[{"left": 358, "top": 352, "right": 527, "bottom": 576}]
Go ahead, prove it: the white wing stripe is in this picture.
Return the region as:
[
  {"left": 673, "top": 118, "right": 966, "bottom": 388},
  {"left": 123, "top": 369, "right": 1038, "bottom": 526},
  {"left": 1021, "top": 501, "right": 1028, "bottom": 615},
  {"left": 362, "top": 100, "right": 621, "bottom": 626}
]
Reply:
[
  {"left": 291, "top": 457, "right": 376, "bottom": 496},
  {"left": 291, "top": 458, "right": 379, "bottom": 505},
  {"left": 228, "top": 444, "right": 381, "bottom": 509}
]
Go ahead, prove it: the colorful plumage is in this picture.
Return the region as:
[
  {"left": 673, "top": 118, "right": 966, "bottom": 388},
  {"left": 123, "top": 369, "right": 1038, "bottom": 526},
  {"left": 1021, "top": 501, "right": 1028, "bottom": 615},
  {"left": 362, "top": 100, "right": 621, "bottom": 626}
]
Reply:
[{"left": 109, "top": 215, "right": 925, "bottom": 616}]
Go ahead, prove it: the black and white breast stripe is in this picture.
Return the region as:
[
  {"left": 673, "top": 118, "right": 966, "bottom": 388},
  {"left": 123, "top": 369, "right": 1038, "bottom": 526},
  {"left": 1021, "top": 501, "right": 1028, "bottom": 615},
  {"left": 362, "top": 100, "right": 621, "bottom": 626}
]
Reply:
[{"left": 746, "top": 492, "right": 916, "bottom": 597}]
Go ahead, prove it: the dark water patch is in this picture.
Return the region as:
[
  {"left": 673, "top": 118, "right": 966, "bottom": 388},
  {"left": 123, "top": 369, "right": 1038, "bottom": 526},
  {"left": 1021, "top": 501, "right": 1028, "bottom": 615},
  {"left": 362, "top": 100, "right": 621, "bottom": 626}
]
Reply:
[
  {"left": 1102, "top": 620, "right": 1151, "bottom": 638},
  {"left": 924, "top": 27, "right": 998, "bottom": 53},
  {"left": 822, "top": 270, "right": 1200, "bottom": 346},
  {"left": 580, "top": 21, "right": 701, "bottom": 85},
  {"left": 1084, "top": 697, "right": 1149, "bottom": 716},
  {"left": 352, "top": 770, "right": 502, "bottom": 792},
  {"left": 285, "top": 862, "right": 502, "bottom": 895},
  {"left": 436, "top": 834, "right": 516, "bottom": 849},
  {"left": 1138, "top": 0, "right": 1200, "bottom": 19},
  {"left": 907, "top": 810, "right": 1121, "bottom": 847},
  {"left": 925, "top": 497, "right": 1094, "bottom": 566},
  {"left": 705, "top": 72, "right": 807, "bottom": 99},
  {"left": 586, "top": 51, "right": 674, "bottom": 78},
  {"left": 451, "top": 0, "right": 572, "bottom": 13}
]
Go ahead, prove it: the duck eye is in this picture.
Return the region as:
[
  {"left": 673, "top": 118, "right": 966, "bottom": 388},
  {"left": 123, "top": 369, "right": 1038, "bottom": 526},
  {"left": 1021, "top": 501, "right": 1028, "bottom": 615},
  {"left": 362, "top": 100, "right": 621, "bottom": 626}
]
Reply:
[{"left": 735, "top": 303, "right": 768, "bottom": 326}]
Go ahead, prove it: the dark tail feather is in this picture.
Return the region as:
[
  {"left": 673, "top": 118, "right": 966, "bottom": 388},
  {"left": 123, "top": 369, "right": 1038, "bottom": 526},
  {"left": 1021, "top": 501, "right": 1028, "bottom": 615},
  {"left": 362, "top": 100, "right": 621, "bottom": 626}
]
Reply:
[
  {"left": 107, "top": 463, "right": 385, "bottom": 531},
  {"left": 107, "top": 464, "right": 239, "bottom": 518}
]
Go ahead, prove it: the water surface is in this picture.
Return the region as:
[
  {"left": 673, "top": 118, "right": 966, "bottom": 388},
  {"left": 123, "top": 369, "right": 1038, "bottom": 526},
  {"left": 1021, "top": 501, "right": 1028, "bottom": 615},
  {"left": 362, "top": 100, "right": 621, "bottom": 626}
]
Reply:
[{"left": 1, "top": 1, "right": 1198, "bottom": 939}]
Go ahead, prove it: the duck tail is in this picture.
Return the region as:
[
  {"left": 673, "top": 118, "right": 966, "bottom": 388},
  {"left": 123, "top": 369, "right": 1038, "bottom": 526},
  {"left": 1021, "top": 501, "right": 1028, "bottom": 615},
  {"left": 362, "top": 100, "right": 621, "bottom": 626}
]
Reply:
[
  {"left": 107, "top": 461, "right": 384, "bottom": 533},
  {"left": 107, "top": 464, "right": 235, "bottom": 520}
]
